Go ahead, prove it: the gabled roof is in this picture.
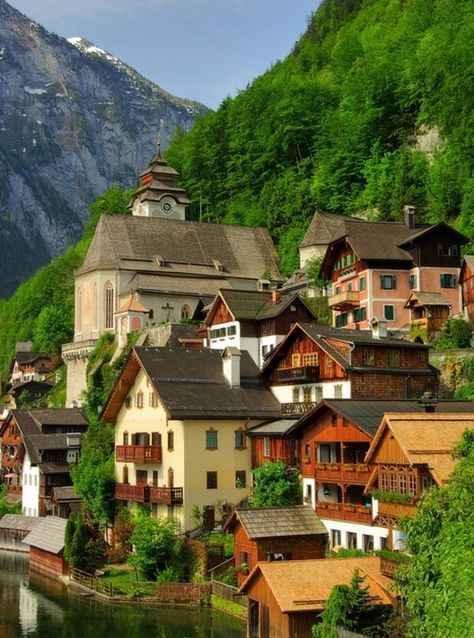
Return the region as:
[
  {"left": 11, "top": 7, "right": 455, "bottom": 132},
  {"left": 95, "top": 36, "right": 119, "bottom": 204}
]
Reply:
[
  {"left": 77, "top": 215, "right": 282, "bottom": 283},
  {"left": 287, "top": 399, "right": 474, "bottom": 438},
  {"left": 365, "top": 413, "right": 474, "bottom": 483},
  {"left": 22, "top": 516, "right": 67, "bottom": 554},
  {"left": 14, "top": 351, "right": 52, "bottom": 365},
  {"left": 204, "top": 289, "right": 315, "bottom": 326},
  {"left": 101, "top": 346, "right": 281, "bottom": 422},
  {"left": 239, "top": 557, "right": 393, "bottom": 612},
  {"left": 262, "top": 322, "right": 430, "bottom": 377},
  {"left": 1, "top": 409, "right": 88, "bottom": 466},
  {"left": 225, "top": 506, "right": 327, "bottom": 539},
  {"left": 404, "top": 291, "right": 451, "bottom": 308},
  {"left": 398, "top": 221, "right": 468, "bottom": 248},
  {"left": 0, "top": 514, "right": 41, "bottom": 532}
]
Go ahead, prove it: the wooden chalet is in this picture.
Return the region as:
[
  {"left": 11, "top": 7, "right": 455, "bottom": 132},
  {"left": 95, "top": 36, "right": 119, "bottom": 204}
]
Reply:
[
  {"left": 240, "top": 557, "right": 394, "bottom": 638},
  {"left": 9, "top": 349, "right": 53, "bottom": 386},
  {"left": 261, "top": 322, "right": 439, "bottom": 418},
  {"left": 203, "top": 289, "right": 316, "bottom": 367},
  {"left": 22, "top": 516, "right": 68, "bottom": 579},
  {"left": 404, "top": 291, "right": 451, "bottom": 341},
  {"left": 364, "top": 413, "right": 474, "bottom": 539},
  {"left": 460, "top": 255, "right": 474, "bottom": 326},
  {"left": 224, "top": 506, "right": 327, "bottom": 585},
  {"left": 284, "top": 399, "right": 474, "bottom": 551},
  {"left": 0, "top": 409, "right": 89, "bottom": 516}
]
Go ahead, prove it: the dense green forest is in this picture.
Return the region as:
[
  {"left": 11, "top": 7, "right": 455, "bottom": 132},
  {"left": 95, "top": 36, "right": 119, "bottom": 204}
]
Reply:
[{"left": 165, "top": 0, "right": 474, "bottom": 274}]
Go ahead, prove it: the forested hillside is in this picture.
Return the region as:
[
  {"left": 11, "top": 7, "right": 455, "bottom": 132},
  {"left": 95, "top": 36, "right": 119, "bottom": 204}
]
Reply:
[{"left": 165, "top": 0, "right": 474, "bottom": 274}]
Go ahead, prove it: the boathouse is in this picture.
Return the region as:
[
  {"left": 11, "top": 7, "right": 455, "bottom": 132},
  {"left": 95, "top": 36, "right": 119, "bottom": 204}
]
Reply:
[
  {"left": 23, "top": 515, "right": 68, "bottom": 578},
  {"left": 0, "top": 514, "right": 40, "bottom": 552}
]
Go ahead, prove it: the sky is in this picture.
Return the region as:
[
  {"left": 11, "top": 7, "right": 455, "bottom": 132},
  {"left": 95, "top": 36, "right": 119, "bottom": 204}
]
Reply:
[{"left": 7, "top": 0, "right": 318, "bottom": 109}]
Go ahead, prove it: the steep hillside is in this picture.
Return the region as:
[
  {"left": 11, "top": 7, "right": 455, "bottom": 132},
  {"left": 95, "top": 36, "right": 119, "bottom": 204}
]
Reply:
[
  {"left": 166, "top": 0, "right": 474, "bottom": 274},
  {"left": 0, "top": 0, "right": 207, "bottom": 297}
]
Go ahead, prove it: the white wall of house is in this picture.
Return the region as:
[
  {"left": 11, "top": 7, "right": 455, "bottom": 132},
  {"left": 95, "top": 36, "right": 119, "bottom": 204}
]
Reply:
[
  {"left": 321, "top": 517, "right": 388, "bottom": 552},
  {"left": 21, "top": 452, "right": 39, "bottom": 517},
  {"left": 270, "top": 381, "right": 351, "bottom": 404}
]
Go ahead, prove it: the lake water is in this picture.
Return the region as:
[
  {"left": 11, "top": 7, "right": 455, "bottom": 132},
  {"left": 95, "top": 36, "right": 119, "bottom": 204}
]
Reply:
[{"left": 0, "top": 551, "right": 245, "bottom": 638}]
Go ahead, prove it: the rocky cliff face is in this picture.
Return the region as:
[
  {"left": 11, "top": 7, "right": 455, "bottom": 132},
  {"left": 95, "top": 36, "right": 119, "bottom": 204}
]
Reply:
[{"left": 0, "top": 0, "right": 207, "bottom": 298}]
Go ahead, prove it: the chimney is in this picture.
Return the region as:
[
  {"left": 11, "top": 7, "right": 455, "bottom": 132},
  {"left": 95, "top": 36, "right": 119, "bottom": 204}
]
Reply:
[
  {"left": 222, "top": 347, "right": 241, "bottom": 388},
  {"left": 370, "top": 317, "right": 387, "bottom": 339},
  {"left": 404, "top": 204, "right": 416, "bottom": 229},
  {"left": 418, "top": 391, "right": 438, "bottom": 413},
  {"left": 272, "top": 290, "right": 282, "bottom": 304}
]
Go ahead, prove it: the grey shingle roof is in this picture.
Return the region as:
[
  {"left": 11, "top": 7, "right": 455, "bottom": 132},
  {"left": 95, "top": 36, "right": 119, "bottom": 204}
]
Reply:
[
  {"left": 300, "top": 211, "right": 350, "bottom": 248},
  {"left": 134, "top": 347, "right": 281, "bottom": 419},
  {"left": 405, "top": 291, "right": 450, "bottom": 307},
  {"left": 247, "top": 419, "right": 298, "bottom": 436},
  {"left": 233, "top": 506, "right": 327, "bottom": 539},
  {"left": 15, "top": 352, "right": 51, "bottom": 365},
  {"left": 0, "top": 514, "right": 41, "bottom": 532},
  {"left": 52, "top": 486, "right": 80, "bottom": 501},
  {"left": 78, "top": 215, "right": 281, "bottom": 282},
  {"left": 22, "top": 516, "right": 67, "bottom": 554},
  {"left": 300, "top": 323, "right": 429, "bottom": 350}
]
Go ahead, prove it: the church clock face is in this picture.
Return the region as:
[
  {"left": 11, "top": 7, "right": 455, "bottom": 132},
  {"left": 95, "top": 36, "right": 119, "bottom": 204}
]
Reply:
[{"left": 160, "top": 197, "right": 176, "bottom": 215}]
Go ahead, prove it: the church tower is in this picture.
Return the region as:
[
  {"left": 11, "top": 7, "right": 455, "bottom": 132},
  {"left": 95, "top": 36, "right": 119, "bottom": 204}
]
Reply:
[{"left": 128, "top": 139, "right": 191, "bottom": 220}]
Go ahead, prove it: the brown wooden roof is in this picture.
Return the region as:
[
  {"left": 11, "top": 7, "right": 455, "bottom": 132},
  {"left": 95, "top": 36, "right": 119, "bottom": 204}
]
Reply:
[
  {"left": 226, "top": 506, "right": 327, "bottom": 539},
  {"left": 365, "top": 413, "right": 474, "bottom": 483},
  {"left": 240, "top": 557, "right": 393, "bottom": 612}
]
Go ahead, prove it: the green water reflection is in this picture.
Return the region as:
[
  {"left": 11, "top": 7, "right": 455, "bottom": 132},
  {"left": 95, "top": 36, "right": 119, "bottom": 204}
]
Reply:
[{"left": 0, "top": 551, "right": 245, "bottom": 637}]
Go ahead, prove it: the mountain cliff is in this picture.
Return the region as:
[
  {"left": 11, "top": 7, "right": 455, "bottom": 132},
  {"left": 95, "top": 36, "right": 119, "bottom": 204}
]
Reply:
[{"left": 0, "top": 0, "right": 207, "bottom": 297}]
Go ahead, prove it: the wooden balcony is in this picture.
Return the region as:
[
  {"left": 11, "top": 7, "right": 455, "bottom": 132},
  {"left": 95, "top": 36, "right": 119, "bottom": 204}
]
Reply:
[
  {"left": 315, "top": 463, "right": 371, "bottom": 483},
  {"left": 316, "top": 502, "right": 373, "bottom": 524},
  {"left": 281, "top": 401, "right": 318, "bottom": 417},
  {"left": 377, "top": 499, "right": 417, "bottom": 520},
  {"left": 115, "top": 483, "right": 149, "bottom": 503},
  {"left": 116, "top": 445, "right": 162, "bottom": 464},
  {"left": 276, "top": 366, "right": 319, "bottom": 383},
  {"left": 149, "top": 486, "right": 183, "bottom": 505},
  {"left": 115, "top": 483, "right": 183, "bottom": 505},
  {"left": 328, "top": 290, "right": 360, "bottom": 310}
]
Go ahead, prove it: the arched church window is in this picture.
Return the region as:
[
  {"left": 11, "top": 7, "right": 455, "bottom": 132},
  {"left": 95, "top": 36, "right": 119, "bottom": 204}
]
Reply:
[
  {"left": 76, "top": 288, "right": 82, "bottom": 332},
  {"left": 92, "top": 283, "right": 98, "bottom": 329},
  {"left": 104, "top": 281, "right": 114, "bottom": 329},
  {"left": 181, "top": 304, "right": 192, "bottom": 320}
]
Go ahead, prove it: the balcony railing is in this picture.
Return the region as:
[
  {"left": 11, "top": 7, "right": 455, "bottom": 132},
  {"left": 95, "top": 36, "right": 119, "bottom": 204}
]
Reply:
[
  {"left": 115, "top": 483, "right": 183, "bottom": 505},
  {"left": 281, "top": 401, "right": 318, "bottom": 417},
  {"left": 316, "top": 502, "right": 373, "bottom": 524},
  {"left": 276, "top": 366, "right": 319, "bottom": 383},
  {"left": 115, "top": 483, "right": 149, "bottom": 502},
  {"left": 328, "top": 290, "right": 360, "bottom": 310},
  {"left": 315, "top": 463, "right": 371, "bottom": 483},
  {"left": 116, "top": 445, "right": 162, "bottom": 464},
  {"left": 149, "top": 486, "right": 183, "bottom": 505}
]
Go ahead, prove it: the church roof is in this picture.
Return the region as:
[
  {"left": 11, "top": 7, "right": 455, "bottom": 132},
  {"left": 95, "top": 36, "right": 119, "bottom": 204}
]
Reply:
[
  {"left": 115, "top": 294, "right": 150, "bottom": 314},
  {"left": 77, "top": 215, "right": 281, "bottom": 283},
  {"left": 130, "top": 151, "right": 191, "bottom": 207}
]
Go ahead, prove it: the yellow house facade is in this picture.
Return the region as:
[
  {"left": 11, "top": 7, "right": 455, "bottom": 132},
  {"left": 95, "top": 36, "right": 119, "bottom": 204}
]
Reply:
[{"left": 102, "top": 346, "right": 281, "bottom": 531}]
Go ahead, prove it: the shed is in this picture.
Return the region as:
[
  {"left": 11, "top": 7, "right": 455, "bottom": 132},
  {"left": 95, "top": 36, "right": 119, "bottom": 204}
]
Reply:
[
  {"left": 224, "top": 506, "right": 328, "bottom": 585},
  {"left": 240, "top": 557, "right": 394, "bottom": 638},
  {"left": 23, "top": 515, "right": 68, "bottom": 578},
  {"left": 0, "top": 514, "right": 40, "bottom": 552}
]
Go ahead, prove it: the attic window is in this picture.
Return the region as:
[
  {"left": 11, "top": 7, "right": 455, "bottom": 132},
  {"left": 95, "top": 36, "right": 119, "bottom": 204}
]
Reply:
[
  {"left": 125, "top": 396, "right": 132, "bottom": 409},
  {"left": 212, "top": 259, "right": 225, "bottom": 272},
  {"left": 155, "top": 255, "right": 166, "bottom": 267},
  {"left": 258, "top": 279, "right": 271, "bottom": 292}
]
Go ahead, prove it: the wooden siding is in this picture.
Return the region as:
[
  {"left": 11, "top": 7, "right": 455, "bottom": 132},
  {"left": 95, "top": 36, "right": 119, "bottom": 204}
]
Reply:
[
  {"left": 211, "top": 300, "right": 233, "bottom": 325},
  {"left": 252, "top": 436, "right": 297, "bottom": 468},
  {"left": 351, "top": 345, "right": 429, "bottom": 369},
  {"left": 271, "top": 335, "right": 347, "bottom": 384},
  {"left": 372, "top": 430, "right": 408, "bottom": 465},
  {"left": 350, "top": 370, "right": 437, "bottom": 400},
  {"left": 246, "top": 571, "right": 290, "bottom": 638},
  {"left": 29, "top": 546, "right": 68, "bottom": 578}
]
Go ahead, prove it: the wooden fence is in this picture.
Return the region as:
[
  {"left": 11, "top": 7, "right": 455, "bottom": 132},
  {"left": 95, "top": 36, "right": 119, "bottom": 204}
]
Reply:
[{"left": 211, "top": 580, "right": 247, "bottom": 608}]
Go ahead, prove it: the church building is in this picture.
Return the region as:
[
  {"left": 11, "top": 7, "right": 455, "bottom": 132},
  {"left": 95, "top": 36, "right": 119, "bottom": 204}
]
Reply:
[{"left": 62, "top": 149, "right": 282, "bottom": 405}]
